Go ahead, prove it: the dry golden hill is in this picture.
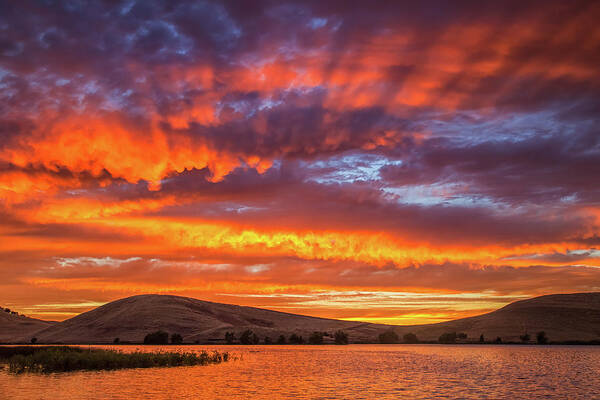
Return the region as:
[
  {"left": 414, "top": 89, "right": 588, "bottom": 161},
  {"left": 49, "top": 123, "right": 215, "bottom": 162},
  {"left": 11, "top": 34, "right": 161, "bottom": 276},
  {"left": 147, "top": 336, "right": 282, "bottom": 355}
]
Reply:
[
  {"left": 27, "top": 294, "right": 387, "bottom": 344},
  {"left": 393, "top": 292, "right": 600, "bottom": 342},
  {"left": 0, "top": 309, "right": 55, "bottom": 343}
]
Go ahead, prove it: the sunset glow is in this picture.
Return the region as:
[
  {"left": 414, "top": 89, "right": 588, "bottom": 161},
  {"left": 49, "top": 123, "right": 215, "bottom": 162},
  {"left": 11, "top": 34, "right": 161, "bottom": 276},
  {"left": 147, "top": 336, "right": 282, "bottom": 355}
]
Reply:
[{"left": 1, "top": 0, "right": 599, "bottom": 324}]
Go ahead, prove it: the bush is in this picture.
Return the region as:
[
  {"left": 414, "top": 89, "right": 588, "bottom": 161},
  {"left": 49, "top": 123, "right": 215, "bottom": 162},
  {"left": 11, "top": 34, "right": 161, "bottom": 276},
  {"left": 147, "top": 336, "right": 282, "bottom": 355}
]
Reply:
[
  {"left": 479, "top": 334, "right": 485, "bottom": 343},
  {"left": 334, "top": 330, "right": 349, "bottom": 345},
  {"left": 520, "top": 333, "right": 530, "bottom": 343},
  {"left": 438, "top": 332, "right": 457, "bottom": 344},
  {"left": 171, "top": 333, "right": 183, "bottom": 344},
  {"left": 494, "top": 336, "right": 502, "bottom": 344},
  {"left": 225, "top": 331, "right": 235, "bottom": 344},
  {"left": 143, "top": 330, "right": 169, "bottom": 345},
  {"left": 113, "top": 338, "right": 120, "bottom": 344},
  {"left": 379, "top": 330, "right": 400, "bottom": 344},
  {"left": 308, "top": 332, "right": 324, "bottom": 345},
  {"left": 402, "top": 333, "right": 418, "bottom": 344},
  {"left": 457, "top": 333, "right": 467, "bottom": 340},
  {"left": 251, "top": 333, "right": 260, "bottom": 345},
  {"left": 264, "top": 336, "right": 272, "bottom": 345},
  {"left": 240, "top": 329, "right": 254, "bottom": 345},
  {"left": 30, "top": 337, "right": 37, "bottom": 344},
  {"left": 289, "top": 333, "right": 304, "bottom": 344},
  {"left": 537, "top": 331, "right": 548, "bottom": 344},
  {"left": 276, "top": 335, "right": 286, "bottom": 344}
]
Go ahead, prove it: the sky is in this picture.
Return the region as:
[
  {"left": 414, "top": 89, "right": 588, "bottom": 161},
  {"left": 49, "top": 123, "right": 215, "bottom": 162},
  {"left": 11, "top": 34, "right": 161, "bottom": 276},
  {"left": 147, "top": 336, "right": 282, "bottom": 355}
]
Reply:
[{"left": 1, "top": 0, "right": 599, "bottom": 324}]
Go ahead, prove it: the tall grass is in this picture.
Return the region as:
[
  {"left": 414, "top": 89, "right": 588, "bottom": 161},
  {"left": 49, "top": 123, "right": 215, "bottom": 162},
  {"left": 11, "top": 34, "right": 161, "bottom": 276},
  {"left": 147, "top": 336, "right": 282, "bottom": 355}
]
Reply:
[{"left": 0, "top": 346, "right": 230, "bottom": 374}]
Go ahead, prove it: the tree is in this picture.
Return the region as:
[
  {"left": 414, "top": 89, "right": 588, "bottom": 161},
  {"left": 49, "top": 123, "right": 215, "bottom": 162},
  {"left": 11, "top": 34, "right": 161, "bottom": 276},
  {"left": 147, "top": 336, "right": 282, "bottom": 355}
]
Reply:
[
  {"left": 225, "top": 331, "right": 235, "bottom": 344},
  {"left": 334, "top": 330, "right": 349, "bottom": 345},
  {"left": 252, "top": 333, "right": 260, "bottom": 345},
  {"left": 536, "top": 331, "right": 548, "bottom": 345},
  {"left": 113, "top": 337, "right": 120, "bottom": 344},
  {"left": 403, "top": 333, "right": 418, "bottom": 344},
  {"left": 264, "top": 336, "right": 272, "bottom": 345},
  {"left": 30, "top": 337, "right": 37, "bottom": 344},
  {"left": 309, "top": 332, "right": 324, "bottom": 344},
  {"left": 143, "top": 330, "right": 169, "bottom": 344},
  {"left": 277, "top": 335, "right": 286, "bottom": 344},
  {"left": 520, "top": 333, "right": 530, "bottom": 343},
  {"left": 171, "top": 333, "right": 183, "bottom": 344},
  {"left": 479, "top": 334, "right": 485, "bottom": 343},
  {"left": 457, "top": 332, "right": 467, "bottom": 340},
  {"left": 240, "top": 329, "right": 254, "bottom": 345},
  {"left": 289, "top": 333, "right": 304, "bottom": 344},
  {"left": 379, "top": 330, "right": 400, "bottom": 344},
  {"left": 438, "top": 332, "right": 457, "bottom": 344},
  {"left": 494, "top": 336, "right": 502, "bottom": 344}
]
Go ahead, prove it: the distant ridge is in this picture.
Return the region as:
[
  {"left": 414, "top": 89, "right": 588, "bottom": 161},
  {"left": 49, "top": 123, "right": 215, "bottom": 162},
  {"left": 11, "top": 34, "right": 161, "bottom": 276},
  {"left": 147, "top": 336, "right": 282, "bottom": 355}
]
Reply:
[{"left": 3, "top": 292, "right": 600, "bottom": 344}]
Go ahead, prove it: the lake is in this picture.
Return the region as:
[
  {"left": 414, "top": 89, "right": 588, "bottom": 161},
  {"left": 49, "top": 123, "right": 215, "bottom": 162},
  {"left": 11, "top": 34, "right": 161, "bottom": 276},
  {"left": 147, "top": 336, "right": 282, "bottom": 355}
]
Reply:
[{"left": 1, "top": 344, "right": 599, "bottom": 399}]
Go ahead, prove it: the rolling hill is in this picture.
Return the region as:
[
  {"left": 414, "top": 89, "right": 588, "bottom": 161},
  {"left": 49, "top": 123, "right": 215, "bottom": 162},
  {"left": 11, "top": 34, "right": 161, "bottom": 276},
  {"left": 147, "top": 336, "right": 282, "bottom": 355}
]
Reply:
[
  {"left": 3, "top": 292, "right": 600, "bottom": 344},
  {"left": 393, "top": 292, "right": 600, "bottom": 342},
  {"left": 0, "top": 309, "right": 55, "bottom": 342},
  {"left": 24, "top": 294, "right": 387, "bottom": 344}
]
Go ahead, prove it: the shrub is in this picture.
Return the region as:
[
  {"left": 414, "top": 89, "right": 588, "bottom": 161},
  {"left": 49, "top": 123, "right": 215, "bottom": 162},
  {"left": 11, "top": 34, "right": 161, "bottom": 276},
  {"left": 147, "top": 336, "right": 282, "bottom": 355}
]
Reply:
[
  {"left": 403, "top": 333, "right": 418, "bottom": 344},
  {"left": 519, "top": 333, "right": 530, "bottom": 343},
  {"left": 494, "top": 337, "right": 502, "bottom": 344},
  {"left": 379, "top": 330, "right": 400, "bottom": 344},
  {"left": 457, "top": 333, "right": 467, "bottom": 340},
  {"left": 113, "top": 338, "right": 120, "bottom": 344},
  {"left": 171, "top": 333, "right": 183, "bottom": 344},
  {"left": 30, "top": 337, "right": 37, "bottom": 344},
  {"left": 289, "top": 333, "right": 304, "bottom": 344},
  {"left": 239, "top": 329, "right": 254, "bottom": 345},
  {"left": 438, "top": 332, "right": 457, "bottom": 344},
  {"left": 334, "top": 330, "right": 349, "bottom": 345},
  {"left": 225, "top": 331, "right": 235, "bottom": 344},
  {"left": 536, "top": 331, "right": 548, "bottom": 344},
  {"left": 264, "top": 336, "right": 272, "bottom": 345},
  {"left": 479, "top": 334, "right": 485, "bottom": 343},
  {"left": 251, "top": 333, "right": 260, "bottom": 345},
  {"left": 276, "top": 335, "right": 286, "bottom": 344},
  {"left": 308, "top": 332, "right": 324, "bottom": 345},
  {"left": 143, "top": 330, "right": 169, "bottom": 345}
]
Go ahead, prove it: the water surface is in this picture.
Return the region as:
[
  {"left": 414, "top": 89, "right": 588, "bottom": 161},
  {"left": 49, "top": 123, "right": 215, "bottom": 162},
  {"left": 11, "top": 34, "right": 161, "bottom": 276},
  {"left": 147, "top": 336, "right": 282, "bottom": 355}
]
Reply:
[{"left": 1, "top": 344, "right": 599, "bottom": 399}]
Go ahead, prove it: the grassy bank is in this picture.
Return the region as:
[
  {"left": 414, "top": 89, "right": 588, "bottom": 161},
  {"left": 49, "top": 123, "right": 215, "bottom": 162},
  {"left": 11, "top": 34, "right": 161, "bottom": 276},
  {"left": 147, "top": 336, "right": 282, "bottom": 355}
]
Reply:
[{"left": 0, "top": 346, "right": 230, "bottom": 374}]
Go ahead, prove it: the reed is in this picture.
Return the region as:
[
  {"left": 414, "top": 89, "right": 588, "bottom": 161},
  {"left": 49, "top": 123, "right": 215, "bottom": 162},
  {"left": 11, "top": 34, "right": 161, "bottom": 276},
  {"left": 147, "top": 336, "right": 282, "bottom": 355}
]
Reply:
[{"left": 0, "top": 346, "right": 230, "bottom": 374}]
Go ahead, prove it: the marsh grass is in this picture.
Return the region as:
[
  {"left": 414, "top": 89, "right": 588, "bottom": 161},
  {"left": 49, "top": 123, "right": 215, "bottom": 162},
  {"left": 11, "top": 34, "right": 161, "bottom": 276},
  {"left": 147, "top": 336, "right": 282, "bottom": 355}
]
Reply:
[{"left": 0, "top": 346, "right": 230, "bottom": 374}]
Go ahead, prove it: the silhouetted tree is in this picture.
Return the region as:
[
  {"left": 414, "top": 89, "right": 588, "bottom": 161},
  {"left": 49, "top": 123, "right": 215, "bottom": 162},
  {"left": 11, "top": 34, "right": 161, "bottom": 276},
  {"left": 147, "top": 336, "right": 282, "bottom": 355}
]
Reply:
[
  {"left": 171, "top": 333, "right": 183, "bottom": 344},
  {"left": 309, "top": 332, "right": 324, "bottom": 344},
  {"left": 536, "top": 331, "right": 548, "bottom": 344},
  {"left": 30, "top": 337, "right": 37, "bottom": 344},
  {"left": 113, "top": 337, "right": 120, "bottom": 344},
  {"left": 225, "top": 331, "right": 235, "bottom": 344},
  {"left": 479, "top": 334, "right": 485, "bottom": 343},
  {"left": 403, "top": 333, "right": 418, "bottom": 344},
  {"left": 277, "top": 335, "right": 286, "bottom": 344},
  {"left": 334, "top": 330, "right": 349, "bottom": 345},
  {"left": 379, "top": 330, "right": 400, "bottom": 344},
  {"left": 143, "top": 330, "right": 169, "bottom": 344},
  {"left": 264, "top": 336, "right": 272, "bottom": 345},
  {"left": 289, "top": 333, "right": 304, "bottom": 344},
  {"left": 240, "top": 329, "right": 254, "bottom": 345},
  {"left": 520, "top": 333, "right": 530, "bottom": 343},
  {"left": 457, "top": 332, "right": 467, "bottom": 340},
  {"left": 494, "top": 336, "right": 502, "bottom": 344},
  {"left": 252, "top": 333, "right": 260, "bottom": 345},
  {"left": 438, "top": 332, "right": 457, "bottom": 344}
]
